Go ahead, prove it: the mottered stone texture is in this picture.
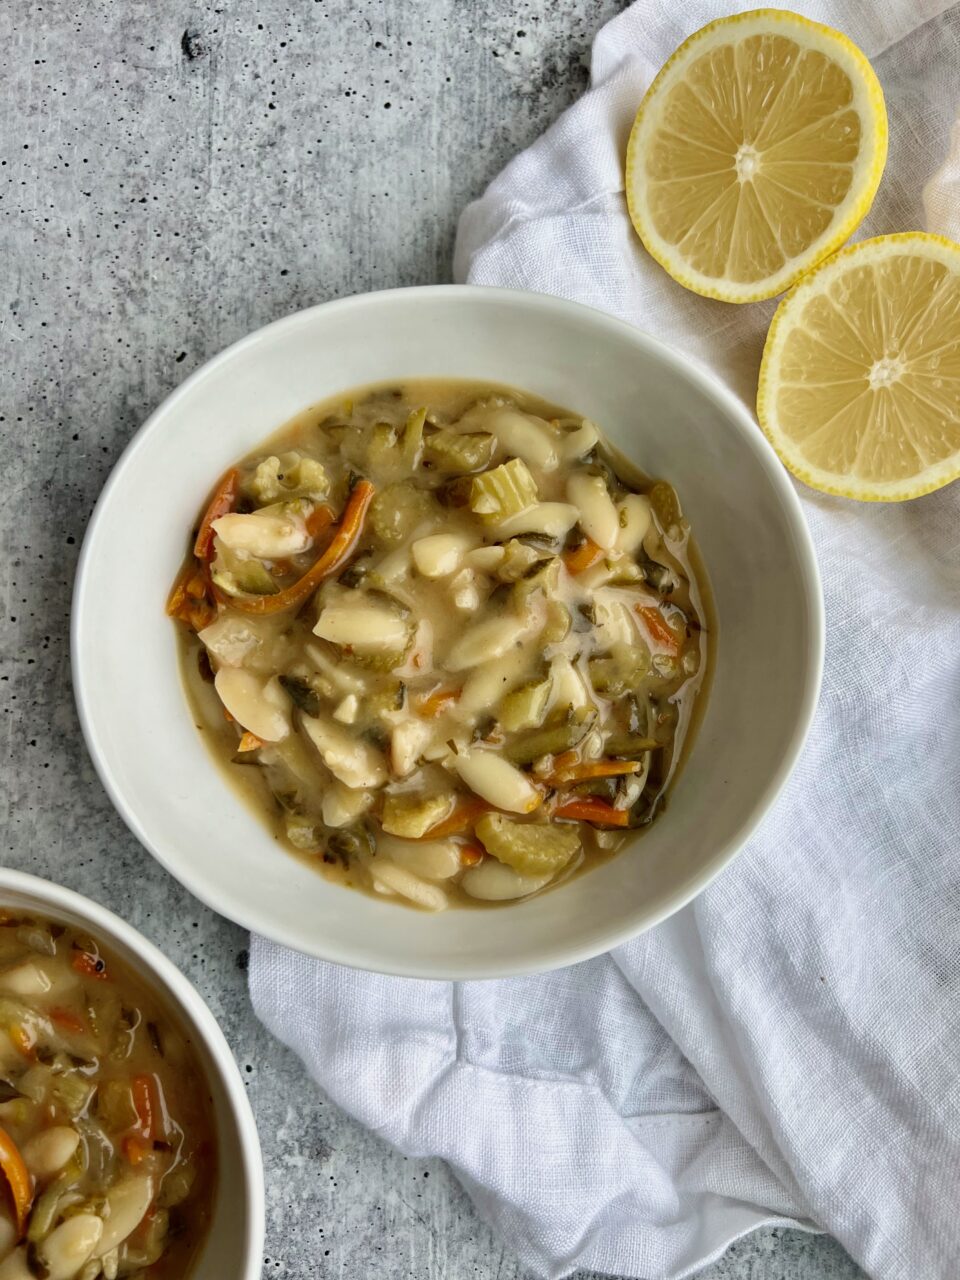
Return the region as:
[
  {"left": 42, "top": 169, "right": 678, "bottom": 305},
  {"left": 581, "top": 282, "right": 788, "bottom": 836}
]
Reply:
[{"left": 1, "top": 2, "right": 865, "bottom": 1277}]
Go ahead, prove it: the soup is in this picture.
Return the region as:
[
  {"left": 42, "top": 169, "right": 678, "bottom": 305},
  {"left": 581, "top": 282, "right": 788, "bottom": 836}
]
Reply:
[
  {"left": 169, "top": 381, "right": 710, "bottom": 910},
  {"left": 0, "top": 912, "right": 215, "bottom": 1278}
]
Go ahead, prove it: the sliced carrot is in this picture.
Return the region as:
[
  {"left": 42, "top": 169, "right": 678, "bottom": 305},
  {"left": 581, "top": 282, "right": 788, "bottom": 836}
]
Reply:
[
  {"left": 548, "top": 758, "right": 641, "bottom": 785},
  {"left": 416, "top": 686, "right": 459, "bottom": 718},
  {"left": 71, "top": 949, "right": 108, "bottom": 981},
  {"left": 167, "top": 563, "right": 217, "bottom": 631},
  {"left": 228, "top": 480, "right": 375, "bottom": 615},
  {"left": 8, "top": 1024, "right": 35, "bottom": 1060},
  {"left": 555, "top": 797, "right": 630, "bottom": 827},
  {"left": 236, "top": 731, "right": 263, "bottom": 753},
  {"left": 305, "top": 503, "right": 335, "bottom": 539},
  {"left": 0, "top": 1126, "right": 34, "bottom": 1237},
  {"left": 458, "top": 843, "right": 485, "bottom": 868},
  {"left": 421, "top": 797, "right": 492, "bottom": 840},
  {"left": 193, "top": 468, "right": 240, "bottom": 561},
  {"left": 636, "top": 604, "right": 681, "bottom": 655},
  {"left": 123, "top": 1134, "right": 153, "bottom": 1166},
  {"left": 222, "top": 706, "right": 235, "bottom": 724},
  {"left": 131, "top": 1074, "right": 159, "bottom": 1141},
  {"left": 49, "top": 1007, "right": 87, "bottom": 1035},
  {"left": 562, "top": 536, "right": 604, "bottom": 576}
]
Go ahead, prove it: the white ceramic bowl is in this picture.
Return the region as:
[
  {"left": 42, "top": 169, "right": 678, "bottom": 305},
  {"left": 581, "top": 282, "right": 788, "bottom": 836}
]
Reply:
[
  {"left": 73, "top": 286, "right": 823, "bottom": 979},
  {"left": 0, "top": 870, "right": 264, "bottom": 1278}
]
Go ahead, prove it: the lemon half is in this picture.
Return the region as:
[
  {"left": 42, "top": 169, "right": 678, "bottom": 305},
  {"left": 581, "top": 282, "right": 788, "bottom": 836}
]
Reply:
[
  {"left": 758, "top": 233, "right": 960, "bottom": 501},
  {"left": 626, "top": 9, "right": 888, "bottom": 303}
]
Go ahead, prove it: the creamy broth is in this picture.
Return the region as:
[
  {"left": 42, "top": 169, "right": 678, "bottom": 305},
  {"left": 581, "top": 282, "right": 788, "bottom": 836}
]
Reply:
[
  {"left": 0, "top": 912, "right": 215, "bottom": 1278},
  {"left": 170, "top": 380, "right": 711, "bottom": 910}
]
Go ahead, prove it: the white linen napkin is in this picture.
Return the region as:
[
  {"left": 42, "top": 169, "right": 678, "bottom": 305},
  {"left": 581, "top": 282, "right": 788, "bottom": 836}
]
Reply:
[{"left": 251, "top": 4, "right": 960, "bottom": 1277}]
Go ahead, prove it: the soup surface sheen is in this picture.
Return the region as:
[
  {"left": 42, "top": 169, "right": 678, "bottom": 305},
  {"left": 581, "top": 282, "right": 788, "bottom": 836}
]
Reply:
[
  {"left": 0, "top": 911, "right": 215, "bottom": 1278},
  {"left": 170, "top": 381, "right": 711, "bottom": 910}
]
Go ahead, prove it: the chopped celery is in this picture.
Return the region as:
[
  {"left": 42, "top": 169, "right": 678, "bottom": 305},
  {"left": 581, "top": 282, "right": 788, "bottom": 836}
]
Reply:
[
  {"left": 211, "top": 555, "right": 279, "bottom": 597},
  {"left": 476, "top": 813, "right": 580, "bottom": 877},
  {"left": 541, "top": 600, "right": 571, "bottom": 644},
  {"left": 98, "top": 1078, "right": 138, "bottom": 1130},
  {"left": 588, "top": 643, "right": 650, "bottom": 696},
  {"left": 370, "top": 483, "right": 440, "bottom": 544},
  {"left": 402, "top": 407, "right": 427, "bottom": 467},
  {"left": 423, "top": 429, "right": 496, "bottom": 473},
  {"left": 502, "top": 708, "right": 596, "bottom": 765},
  {"left": 284, "top": 811, "right": 321, "bottom": 850},
  {"left": 366, "top": 422, "right": 400, "bottom": 473},
  {"left": 381, "top": 792, "right": 454, "bottom": 838},
  {"left": 648, "top": 481, "right": 683, "bottom": 534},
  {"left": 470, "top": 458, "right": 538, "bottom": 521},
  {"left": 499, "top": 679, "right": 552, "bottom": 733},
  {"left": 50, "top": 1072, "right": 95, "bottom": 1118}
]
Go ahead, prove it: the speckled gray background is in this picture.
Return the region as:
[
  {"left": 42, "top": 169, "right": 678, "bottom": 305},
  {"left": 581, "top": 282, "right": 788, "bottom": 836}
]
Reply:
[{"left": 1, "top": 3, "right": 867, "bottom": 1277}]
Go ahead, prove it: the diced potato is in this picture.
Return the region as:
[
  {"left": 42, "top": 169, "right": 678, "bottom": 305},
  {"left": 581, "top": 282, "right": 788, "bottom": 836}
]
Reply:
[
  {"left": 449, "top": 569, "right": 480, "bottom": 611},
  {"left": 588, "top": 642, "right": 651, "bottom": 695},
  {"left": 301, "top": 714, "right": 387, "bottom": 788},
  {"left": 476, "top": 812, "right": 580, "bottom": 876},
  {"left": 0, "top": 961, "right": 53, "bottom": 998},
  {"left": 313, "top": 601, "right": 411, "bottom": 654},
  {"left": 212, "top": 508, "right": 310, "bottom": 558},
  {"left": 381, "top": 792, "right": 454, "bottom": 838},
  {"left": 214, "top": 668, "right": 291, "bottom": 742},
  {"left": 333, "top": 693, "right": 359, "bottom": 724},
  {"left": 369, "top": 862, "right": 448, "bottom": 911},
  {"left": 470, "top": 458, "right": 538, "bottom": 521},
  {"left": 199, "top": 611, "right": 287, "bottom": 670},
  {"left": 375, "top": 835, "right": 462, "bottom": 880},
  {"left": 390, "top": 718, "right": 435, "bottom": 778},
  {"left": 445, "top": 612, "right": 538, "bottom": 672},
  {"left": 461, "top": 860, "right": 552, "bottom": 901},
  {"left": 567, "top": 472, "right": 619, "bottom": 550},
  {"left": 499, "top": 679, "right": 552, "bottom": 732},
  {"left": 321, "top": 782, "right": 374, "bottom": 829},
  {"left": 615, "top": 494, "right": 652, "bottom": 554},
  {"left": 284, "top": 811, "right": 320, "bottom": 850},
  {"left": 450, "top": 747, "right": 541, "bottom": 813},
  {"left": 592, "top": 590, "right": 637, "bottom": 649},
  {"left": 492, "top": 502, "right": 579, "bottom": 541},
  {"left": 548, "top": 655, "right": 591, "bottom": 712},
  {"left": 423, "top": 429, "right": 495, "bottom": 473},
  {"left": 411, "top": 533, "right": 476, "bottom": 578}
]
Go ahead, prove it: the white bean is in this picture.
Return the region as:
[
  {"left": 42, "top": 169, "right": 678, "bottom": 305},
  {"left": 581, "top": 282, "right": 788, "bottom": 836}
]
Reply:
[
  {"left": 211, "top": 510, "right": 309, "bottom": 558},
  {"left": 481, "top": 409, "right": 558, "bottom": 471},
  {"left": 370, "top": 861, "right": 448, "bottom": 911},
  {"left": 304, "top": 643, "right": 366, "bottom": 694},
  {"left": 461, "top": 860, "right": 552, "bottom": 901},
  {"left": 446, "top": 613, "right": 538, "bottom": 672},
  {"left": 12, "top": 1214, "right": 103, "bottom": 1280},
  {"left": 548, "top": 655, "right": 591, "bottom": 712},
  {"left": 455, "top": 644, "right": 540, "bottom": 718},
  {"left": 375, "top": 835, "right": 462, "bottom": 880},
  {"left": 411, "top": 533, "right": 475, "bottom": 578},
  {"left": 493, "top": 502, "right": 579, "bottom": 541},
  {"left": 321, "top": 782, "right": 373, "bottom": 828},
  {"left": 558, "top": 418, "right": 599, "bottom": 460},
  {"left": 313, "top": 602, "right": 408, "bottom": 652},
  {"left": 451, "top": 747, "right": 541, "bottom": 814},
  {"left": 302, "top": 714, "right": 387, "bottom": 789},
  {"left": 615, "top": 494, "right": 652, "bottom": 554},
  {"left": 95, "top": 1176, "right": 154, "bottom": 1256},
  {"left": 464, "top": 545, "right": 505, "bottom": 572},
  {"left": 567, "top": 472, "right": 619, "bottom": 550},
  {"left": 22, "top": 1126, "right": 80, "bottom": 1181},
  {"left": 0, "top": 961, "right": 52, "bottom": 998},
  {"left": 214, "top": 668, "right": 291, "bottom": 742}
]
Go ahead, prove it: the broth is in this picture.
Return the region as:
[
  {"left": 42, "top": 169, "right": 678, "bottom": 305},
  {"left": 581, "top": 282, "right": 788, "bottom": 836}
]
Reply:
[{"left": 171, "top": 380, "right": 712, "bottom": 910}]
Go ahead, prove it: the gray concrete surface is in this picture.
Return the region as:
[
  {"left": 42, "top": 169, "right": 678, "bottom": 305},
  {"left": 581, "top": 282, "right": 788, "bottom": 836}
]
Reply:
[{"left": 1, "top": 2, "right": 867, "bottom": 1277}]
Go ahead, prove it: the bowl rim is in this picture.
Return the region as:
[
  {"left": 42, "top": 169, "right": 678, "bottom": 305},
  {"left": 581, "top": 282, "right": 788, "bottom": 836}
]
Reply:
[
  {"left": 0, "top": 868, "right": 265, "bottom": 1276},
  {"left": 72, "top": 284, "right": 825, "bottom": 978}
]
